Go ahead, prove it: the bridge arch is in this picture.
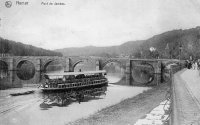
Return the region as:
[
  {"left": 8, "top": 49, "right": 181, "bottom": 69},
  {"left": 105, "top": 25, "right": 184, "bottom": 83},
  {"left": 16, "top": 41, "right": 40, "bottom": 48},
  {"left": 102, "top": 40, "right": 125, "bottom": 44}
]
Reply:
[
  {"left": 140, "top": 61, "right": 155, "bottom": 84},
  {"left": 42, "top": 59, "right": 65, "bottom": 73},
  {"left": 73, "top": 60, "right": 84, "bottom": 69},
  {"left": 72, "top": 58, "right": 95, "bottom": 72},
  {"left": 101, "top": 59, "right": 126, "bottom": 84},
  {"left": 131, "top": 61, "right": 155, "bottom": 85},
  {"left": 16, "top": 60, "right": 36, "bottom": 80},
  {"left": 101, "top": 59, "right": 125, "bottom": 69},
  {"left": 42, "top": 59, "right": 55, "bottom": 72}
]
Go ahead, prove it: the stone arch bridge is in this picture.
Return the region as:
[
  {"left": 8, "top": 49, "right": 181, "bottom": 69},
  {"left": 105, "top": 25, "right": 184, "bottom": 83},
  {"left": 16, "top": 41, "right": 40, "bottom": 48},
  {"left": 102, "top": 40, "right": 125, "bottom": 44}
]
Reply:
[{"left": 0, "top": 56, "right": 179, "bottom": 88}]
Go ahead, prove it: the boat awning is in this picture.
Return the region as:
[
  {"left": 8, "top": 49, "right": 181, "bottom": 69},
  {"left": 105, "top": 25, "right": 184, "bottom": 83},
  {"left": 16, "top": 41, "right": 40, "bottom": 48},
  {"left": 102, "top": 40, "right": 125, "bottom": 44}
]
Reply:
[{"left": 44, "top": 70, "right": 106, "bottom": 76}]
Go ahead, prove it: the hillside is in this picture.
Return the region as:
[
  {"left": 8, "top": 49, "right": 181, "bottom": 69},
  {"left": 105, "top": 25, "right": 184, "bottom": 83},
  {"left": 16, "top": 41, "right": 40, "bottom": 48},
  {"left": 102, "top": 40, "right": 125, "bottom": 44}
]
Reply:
[
  {"left": 56, "top": 27, "right": 200, "bottom": 59},
  {"left": 0, "top": 37, "right": 62, "bottom": 56},
  {"left": 137, "top": 27, "right": 200, "bottom": 59},
  {"left": 56, "top": 40, "right": 145, "bottom": 57}
]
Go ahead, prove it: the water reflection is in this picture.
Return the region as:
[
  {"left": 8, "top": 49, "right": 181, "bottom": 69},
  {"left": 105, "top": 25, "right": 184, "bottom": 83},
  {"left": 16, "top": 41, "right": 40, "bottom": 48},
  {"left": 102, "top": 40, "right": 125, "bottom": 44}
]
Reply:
[
  {"left": 104, "top": 62, "right": 125, "bottom": 83},
  {"left": 16, "top": 61, "right": 35, "bottom": 80},
  {"left": 131, "top": 62, "right": 155, "bottom": 85},
  {"left": 40, "top": 86, "right": 107, "bottom": 110},
  {"left": 106, "top": 73, "right": 123, "bottom": 83}
]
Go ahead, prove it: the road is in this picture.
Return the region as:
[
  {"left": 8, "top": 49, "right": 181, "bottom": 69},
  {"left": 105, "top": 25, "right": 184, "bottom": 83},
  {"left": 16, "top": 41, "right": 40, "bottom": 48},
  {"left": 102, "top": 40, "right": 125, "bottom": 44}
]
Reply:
[
  {"left": 0, "top": 84, "right": 149, "bottom": 125},
  {"left": 173, "top": 69, "right": 200, "bottom": 125}
]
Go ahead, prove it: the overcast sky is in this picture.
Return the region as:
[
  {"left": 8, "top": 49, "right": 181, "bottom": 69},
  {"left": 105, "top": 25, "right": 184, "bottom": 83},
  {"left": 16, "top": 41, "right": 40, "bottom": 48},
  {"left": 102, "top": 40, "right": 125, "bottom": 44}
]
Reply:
[{"left": 1, "top": 0, "right": 200, "bottom": 50}]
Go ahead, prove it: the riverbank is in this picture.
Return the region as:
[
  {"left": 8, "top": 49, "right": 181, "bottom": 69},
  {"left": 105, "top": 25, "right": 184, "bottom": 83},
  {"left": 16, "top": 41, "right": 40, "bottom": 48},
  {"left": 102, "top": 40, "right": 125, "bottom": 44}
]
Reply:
[
  {"left": 0, "top": 87, "right": 38, "bottom": 98},
  {"left": 67, "top": 83, "right": 169, "bottom": 125},
  {"left": 0, "top": 85, "right": 149, "bottom": 125}
]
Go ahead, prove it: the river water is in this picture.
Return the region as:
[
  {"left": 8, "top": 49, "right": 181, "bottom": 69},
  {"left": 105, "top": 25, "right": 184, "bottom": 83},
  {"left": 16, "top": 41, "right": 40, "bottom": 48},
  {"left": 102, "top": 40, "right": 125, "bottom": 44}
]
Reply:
[{"left": 0, "top": 78, "right": 149, "bottom": 125}]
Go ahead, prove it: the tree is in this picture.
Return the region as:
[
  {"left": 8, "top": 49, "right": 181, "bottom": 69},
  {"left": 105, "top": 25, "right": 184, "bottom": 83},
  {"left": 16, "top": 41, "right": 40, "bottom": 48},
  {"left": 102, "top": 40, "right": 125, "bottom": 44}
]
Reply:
[{"left": 0, "top": 37, "right": 62, "bottom": 56}]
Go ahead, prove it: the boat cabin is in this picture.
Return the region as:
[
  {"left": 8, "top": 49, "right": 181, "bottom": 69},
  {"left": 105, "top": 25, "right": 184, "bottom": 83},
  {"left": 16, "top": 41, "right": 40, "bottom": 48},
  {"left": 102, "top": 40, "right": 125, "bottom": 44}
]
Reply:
[{"left": 41, "top": 70, "right": 108, "bottom": 91}]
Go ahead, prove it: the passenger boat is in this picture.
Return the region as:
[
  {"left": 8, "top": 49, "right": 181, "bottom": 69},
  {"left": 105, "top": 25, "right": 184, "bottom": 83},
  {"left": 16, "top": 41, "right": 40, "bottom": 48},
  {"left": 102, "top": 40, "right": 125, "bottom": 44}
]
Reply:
[{"left": 39, "top": 70, "right": 108, "bottom": 92}]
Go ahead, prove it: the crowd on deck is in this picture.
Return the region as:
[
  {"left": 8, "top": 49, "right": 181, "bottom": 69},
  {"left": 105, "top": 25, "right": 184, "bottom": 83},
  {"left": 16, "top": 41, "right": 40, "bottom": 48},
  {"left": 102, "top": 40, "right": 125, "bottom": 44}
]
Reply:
[
  {"left": 61, "top": 74, "right": 105, "bottom": 83},
  {"left": 43, "top": 73, "right": 107, "bottom": 89}
]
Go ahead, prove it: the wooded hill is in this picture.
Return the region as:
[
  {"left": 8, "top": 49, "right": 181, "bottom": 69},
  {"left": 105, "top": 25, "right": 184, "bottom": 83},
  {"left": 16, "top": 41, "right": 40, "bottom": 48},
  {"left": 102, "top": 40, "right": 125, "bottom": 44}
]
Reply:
[
  {"left": 136, "top": 27, "right": 200, "bottom": 59},
  {"left": 56, "top": 27, "right": 200, "bottom": 60},
  {"left": 56, "top": 40, "right": 144, "bottom": 57},
  {"left": 1, "top": 26, "right": 200, "bottom": 59},
  {"left": 0, "top": 37, "right": 62, "bottom": 56}
]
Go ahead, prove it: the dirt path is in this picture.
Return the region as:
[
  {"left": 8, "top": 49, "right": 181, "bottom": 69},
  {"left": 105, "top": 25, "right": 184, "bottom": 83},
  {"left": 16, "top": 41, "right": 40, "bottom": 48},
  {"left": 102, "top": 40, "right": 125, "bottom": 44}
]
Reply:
[{"left": 68, "top": 83, "right": 169, "bottom": 125}]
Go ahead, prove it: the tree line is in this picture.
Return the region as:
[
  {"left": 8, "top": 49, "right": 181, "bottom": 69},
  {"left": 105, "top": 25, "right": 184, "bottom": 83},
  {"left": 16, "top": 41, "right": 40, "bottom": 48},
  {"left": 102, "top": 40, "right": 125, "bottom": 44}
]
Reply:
[{"left": 0, "top": 37, "right": 62, "bottom": 56}]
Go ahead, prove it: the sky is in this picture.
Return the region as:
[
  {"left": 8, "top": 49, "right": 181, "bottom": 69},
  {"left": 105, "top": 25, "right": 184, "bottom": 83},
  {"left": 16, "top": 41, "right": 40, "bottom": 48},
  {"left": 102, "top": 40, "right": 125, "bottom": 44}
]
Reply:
[{"left": 1, "top": 0, "right": 200, "bottom": 50}]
